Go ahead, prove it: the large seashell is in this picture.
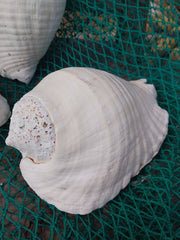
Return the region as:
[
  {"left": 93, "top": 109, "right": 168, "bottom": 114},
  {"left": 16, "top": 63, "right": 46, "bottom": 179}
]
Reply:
[
  {"left": 6, "top": 67, "right": 169, "bottom": 214},
  {"left": 0, "top": 0, "right": 66, "bottom": 84},
  {"left": 0, "top": 94, "right": 11, "bottom": 127}
]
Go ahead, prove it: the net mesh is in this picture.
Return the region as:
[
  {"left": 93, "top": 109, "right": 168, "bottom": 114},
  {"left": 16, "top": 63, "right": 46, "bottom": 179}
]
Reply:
[{"left": 0, "top": 0, "right": 180, "bottom": 239}]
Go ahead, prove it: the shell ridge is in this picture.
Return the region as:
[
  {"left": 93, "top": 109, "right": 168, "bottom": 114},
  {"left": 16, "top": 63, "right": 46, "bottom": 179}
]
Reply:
[
  {"left": 93, "top": 70, "right": 139, "bottom": 186},
  {"left": 105, "top": 72, "right": 141, "bottom": 179},
  {"left": 132, "top": 83, "right": 169, "bottom": 163},
  {"left": 99, "top": 71, "right": 152, "bottom": 188},
  {"left": 132, "top": 79, "right": 157, "bottom": 98}
]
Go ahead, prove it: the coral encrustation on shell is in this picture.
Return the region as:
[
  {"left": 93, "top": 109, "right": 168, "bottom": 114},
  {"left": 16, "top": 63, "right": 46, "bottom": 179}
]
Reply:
[{"left": 7, "top": 96, "right": 55, "bottom": 163}]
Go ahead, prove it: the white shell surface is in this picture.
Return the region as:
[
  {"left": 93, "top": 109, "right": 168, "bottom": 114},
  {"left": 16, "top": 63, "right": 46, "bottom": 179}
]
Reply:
[
  {"left": 6, "top": 67, "right": 169, "bottom": 214},
  {"left": 0, "top": 0, "right": 66, "bottom": 83},
  {"left": 0, "top": 94, "right": 11, "bottom": 127}
]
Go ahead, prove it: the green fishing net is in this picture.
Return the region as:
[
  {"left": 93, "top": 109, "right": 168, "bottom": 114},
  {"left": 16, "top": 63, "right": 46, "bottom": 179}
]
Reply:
[{"left": 0, "top": 0, "right": 179, "bottom": 239}]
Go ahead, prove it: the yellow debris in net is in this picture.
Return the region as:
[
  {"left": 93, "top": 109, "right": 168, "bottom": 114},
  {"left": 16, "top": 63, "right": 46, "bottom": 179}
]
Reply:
[
  {"left": 56, "top": 10, "right": 118, "bottom": 41},
  {"left": 171, "top": 48, "right": 180, "bottom": 61},
  {"left": 156, "top": 37, "right": 177, "bottom": 50},
  {"left": 145, "top": 0, "right": 180, "bottom": 65}
]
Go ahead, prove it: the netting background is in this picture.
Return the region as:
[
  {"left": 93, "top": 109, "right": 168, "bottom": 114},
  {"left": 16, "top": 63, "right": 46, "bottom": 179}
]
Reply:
[{"left": 0, "top": 0, "right": 180, "bottom": 239}]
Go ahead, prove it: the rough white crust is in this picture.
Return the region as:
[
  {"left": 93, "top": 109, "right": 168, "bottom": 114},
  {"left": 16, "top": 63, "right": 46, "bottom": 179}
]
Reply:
[{"left": 6, "top": 96, "right": 55, "bottom": 163}]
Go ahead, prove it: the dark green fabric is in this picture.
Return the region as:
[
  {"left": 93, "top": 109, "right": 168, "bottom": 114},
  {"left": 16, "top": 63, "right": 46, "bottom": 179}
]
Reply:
[{"left": 0, "top": 0, "right": 179, "bottom": 239}]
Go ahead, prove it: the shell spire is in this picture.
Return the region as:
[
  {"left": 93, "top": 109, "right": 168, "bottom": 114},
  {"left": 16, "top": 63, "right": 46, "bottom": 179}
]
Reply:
[{"left": 6, "top": 67, "right": 169, "bottom": 214}]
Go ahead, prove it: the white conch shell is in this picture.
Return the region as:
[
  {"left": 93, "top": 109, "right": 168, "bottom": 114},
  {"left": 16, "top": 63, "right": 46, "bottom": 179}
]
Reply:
[
  {"left": 0, "top": 0, "right": 66, "bottom": 84},
  {"left": 6, "top": 67, "right": 169, "bottom": 214},
  {"left": 0, "top": 94, "right": 11, "bottom": 127}
]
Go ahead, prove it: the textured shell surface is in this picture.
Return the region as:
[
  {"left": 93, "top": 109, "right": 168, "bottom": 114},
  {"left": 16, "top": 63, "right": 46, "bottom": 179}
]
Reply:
[
  {"left": 0, "top": 94, "right": 11, "bottom": 127},
  {"left": 0, "top": 0, "right": 66, "bottom": 83},
  {"left": 6, "top": 67, "right": 169, "bottom": 214}
]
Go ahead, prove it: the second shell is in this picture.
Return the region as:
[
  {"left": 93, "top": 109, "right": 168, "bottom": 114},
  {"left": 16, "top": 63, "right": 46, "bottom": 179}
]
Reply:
[
  {"left": 6, "top": 67, "right": 169, "bottom": 214},
  {"left": 0, "top": 0, "right": 66, "bottom": 83}
]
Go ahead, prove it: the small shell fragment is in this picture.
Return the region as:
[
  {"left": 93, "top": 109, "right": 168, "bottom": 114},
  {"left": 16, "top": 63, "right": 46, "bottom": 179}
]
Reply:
[
  {"left": 0, "top": 94, "right": 11, "bottom": 127},
  {"left": 6, "top": 67, "right": 169, "bottom": 214}
]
